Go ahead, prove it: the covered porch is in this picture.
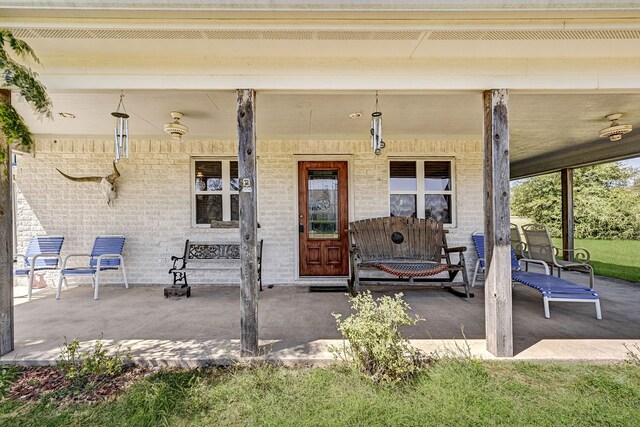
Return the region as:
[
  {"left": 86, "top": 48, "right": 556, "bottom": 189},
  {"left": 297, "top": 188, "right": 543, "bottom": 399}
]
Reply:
[
  {"left": 2, "top": 1, "right": 640, "bottom": 360},
  {"left": 3, "top": 266, "right": 639, "bottom": 365}
]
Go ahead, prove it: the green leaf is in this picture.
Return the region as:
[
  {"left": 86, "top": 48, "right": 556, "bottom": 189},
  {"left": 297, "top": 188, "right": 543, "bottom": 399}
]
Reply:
[
  {"left": 0, "top": 100, "right": 33, "bottom": 162},
  {"left": 0, "top": 29, "right": 52, "bottom": 164}
]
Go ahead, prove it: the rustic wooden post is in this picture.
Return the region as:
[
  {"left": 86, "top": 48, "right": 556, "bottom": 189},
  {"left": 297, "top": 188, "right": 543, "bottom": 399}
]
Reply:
[
  {"left": 483, "top": 89, "right": 513, "bottom": 358},
  {"left": 237, "top": 89, "right": 259, "bottom": 356},
  {"left": 0, "top": 89, "right": 14, "bottom": 356},
  {"left": 561, "top": 168, "right": 574, "bottom": 262}
]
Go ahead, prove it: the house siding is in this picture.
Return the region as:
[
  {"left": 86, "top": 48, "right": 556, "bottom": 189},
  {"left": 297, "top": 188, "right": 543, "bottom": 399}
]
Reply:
[{"left": 14, "top": 138, "right": 483, "bottom": 287}]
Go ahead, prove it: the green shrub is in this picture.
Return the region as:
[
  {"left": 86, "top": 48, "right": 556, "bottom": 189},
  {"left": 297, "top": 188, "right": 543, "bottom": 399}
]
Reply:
[
  {"left": 57, "top": 335, "right": 130, "bottom": 382},
  {"left": 0, "top": 365, "right": 20, "bottom": 398},
  {"left": 332, "top": 291, "right": 428, "bottom": 383}
]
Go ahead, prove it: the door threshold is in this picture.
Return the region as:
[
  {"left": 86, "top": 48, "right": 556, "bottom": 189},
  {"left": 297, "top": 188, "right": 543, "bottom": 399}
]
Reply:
[{"left": 308, "top": 285, "right": 349, "bottom": 292}]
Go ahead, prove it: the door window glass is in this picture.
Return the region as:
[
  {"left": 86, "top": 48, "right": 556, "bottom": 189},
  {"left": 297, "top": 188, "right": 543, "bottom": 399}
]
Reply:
[{"left": 307, "top": 170, "right": 339, "bottom": 239}]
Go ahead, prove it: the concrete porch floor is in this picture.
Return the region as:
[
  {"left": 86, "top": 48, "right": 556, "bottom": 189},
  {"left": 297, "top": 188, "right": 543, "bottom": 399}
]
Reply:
[{"left": 2, "top": 269, "right": 639, "bottom": 366}]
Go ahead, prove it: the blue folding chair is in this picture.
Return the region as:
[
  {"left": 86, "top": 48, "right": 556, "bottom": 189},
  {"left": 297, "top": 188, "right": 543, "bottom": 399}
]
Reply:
[
  {"left": 471, "top": 232, "right": 601, "bottom": 319},
  {"left": 14, "top": 236, "right": 64, "bottom": 300},
  {"left": 56, "top": 235, "right": 128, "bottom": 300}
]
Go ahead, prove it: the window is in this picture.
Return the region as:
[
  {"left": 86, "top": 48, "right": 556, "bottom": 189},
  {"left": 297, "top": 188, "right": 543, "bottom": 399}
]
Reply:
[
  {"left": 389, "top": 160, "right": 454, "bottom": 224},
  {"left": 193, "top": 159, "right": 239, "bottom": 226}
]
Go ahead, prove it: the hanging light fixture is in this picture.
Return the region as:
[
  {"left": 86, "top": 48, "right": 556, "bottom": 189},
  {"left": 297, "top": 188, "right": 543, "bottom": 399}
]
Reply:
[
  {"left": 111, "top": 91, "right": 129, "bottom": 162},
  {"left": 370, "top": 91, "right": 385, "bottom": 155},
  {"left": 164, "top": 111, "right": 189, "bottom": 141},
  {"left": 599, "top": 113, "right": 632, "bottom": 142}
]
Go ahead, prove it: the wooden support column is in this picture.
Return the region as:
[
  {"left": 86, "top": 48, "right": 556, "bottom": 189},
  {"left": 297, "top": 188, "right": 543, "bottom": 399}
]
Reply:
[
  {"left": 483, "top": 89, "right": 513, "bottom": 358},
  {"left": 237, "top": 89, "right": 259, "bottom": 357},
  {"left": 561, "top": 168, "right": 574, "bottom": 262},
  {"left": 0, "top": 89, "right": 14, "bottom": 356}
]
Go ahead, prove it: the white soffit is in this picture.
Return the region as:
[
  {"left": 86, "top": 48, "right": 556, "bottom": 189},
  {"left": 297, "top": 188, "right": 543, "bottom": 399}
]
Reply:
[
  {"left": 6, "top": 28, "right": 425, "bottom": 41},
  {"left": 10, "top": 27, "right": 640, "bottom": 41},
  {"left": 5, "top": 25, "right": 640, "bottom": 63},
  {"left": 7, "top": 27, "right": 640, "bottom": 41}
]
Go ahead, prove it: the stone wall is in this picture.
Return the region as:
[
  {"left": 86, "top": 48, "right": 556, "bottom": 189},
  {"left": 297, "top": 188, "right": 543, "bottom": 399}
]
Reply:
[{"left": 14, "top": 138, "right": 483, "bottom": 286}]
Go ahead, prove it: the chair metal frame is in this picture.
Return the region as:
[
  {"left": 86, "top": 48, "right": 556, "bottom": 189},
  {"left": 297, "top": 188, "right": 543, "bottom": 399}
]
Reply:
[
  {"left": 471, "top": 231, "right": 601, "bottom": 319},
  {"left": 14, "top": 236, "right": 64, "bottom": 301},
  {"left": 521, "top": 223, "right": 594, "bottom": 287},
  {"left": 56, "top": 235, "right": 128, "bottom": 300}
]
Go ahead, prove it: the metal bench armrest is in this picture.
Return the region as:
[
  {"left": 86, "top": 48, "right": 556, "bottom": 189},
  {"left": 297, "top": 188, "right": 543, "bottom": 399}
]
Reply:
[{"left": 171, "top": 255, "right": 186, "bottom": 270}]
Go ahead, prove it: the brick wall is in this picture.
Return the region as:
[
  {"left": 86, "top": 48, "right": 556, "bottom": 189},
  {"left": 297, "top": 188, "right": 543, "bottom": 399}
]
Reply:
[{"left": 15, "top": 138, "right": 483, "bottom": 286}]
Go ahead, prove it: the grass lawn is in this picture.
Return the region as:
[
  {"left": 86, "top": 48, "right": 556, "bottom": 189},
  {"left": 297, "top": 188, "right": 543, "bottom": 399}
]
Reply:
[
  {"left": 550, "top": 238, "right": 640, "bottom": 283},
  {"left": 511, "top": 217, "right": 640, "bottom": 283},
  {"left": 2, "top": 362, "right": 640, "bottom": 427}
]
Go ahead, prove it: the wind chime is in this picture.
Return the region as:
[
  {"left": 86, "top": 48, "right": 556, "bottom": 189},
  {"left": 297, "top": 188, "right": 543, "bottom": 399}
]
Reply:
[
  {"left": 111, "top": 91, "right": 129, "bottom": 162},
  {"left": 370, "top": 91, "right": 385, "bottom": 155}
]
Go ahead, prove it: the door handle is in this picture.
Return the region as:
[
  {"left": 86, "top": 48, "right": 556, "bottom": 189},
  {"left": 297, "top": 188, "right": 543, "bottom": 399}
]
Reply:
[{"left": 299, "top": 224, "right": 304, "bottom": 233}]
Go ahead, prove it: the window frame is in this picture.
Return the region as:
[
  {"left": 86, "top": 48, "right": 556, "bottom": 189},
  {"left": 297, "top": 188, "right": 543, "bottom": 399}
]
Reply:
[
  {"left": 388, "top": 157, "right": 456, "bottom": 227},
  {"left": 191, "top": 157, "right": 239, "bottom": 228}
]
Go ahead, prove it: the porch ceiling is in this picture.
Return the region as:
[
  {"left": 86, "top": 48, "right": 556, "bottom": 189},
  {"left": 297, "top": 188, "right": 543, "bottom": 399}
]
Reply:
[
  {"left": 12, "top": 90, "right": 640, "bottom": 178},
  {"left": 3, "top": 9, "right": 640, "bottom": 93},
  {"left": 4, "top": 2, "right": 640, "bottom": 177}
]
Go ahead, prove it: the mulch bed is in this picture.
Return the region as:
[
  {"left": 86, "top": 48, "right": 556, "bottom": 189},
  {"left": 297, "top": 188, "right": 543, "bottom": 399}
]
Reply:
[{"left": 8, "top": 365, "right": 149, "bottom": 405}]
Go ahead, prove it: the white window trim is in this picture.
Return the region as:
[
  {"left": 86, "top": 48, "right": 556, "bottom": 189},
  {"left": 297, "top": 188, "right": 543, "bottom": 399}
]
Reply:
[
  {"left": 191, "top": 157, "right": 239, "bottom": 227},
  {"left": 388, "top": 157, "right": 457, "bottom": 227}
]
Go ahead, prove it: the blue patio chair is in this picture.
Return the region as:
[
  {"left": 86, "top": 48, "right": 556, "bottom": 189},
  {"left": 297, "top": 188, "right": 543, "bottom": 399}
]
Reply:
[
  {"left": 56, "top": 235, "right": 128, "bottom": 300},
  {"left": 14, "top": 236, "right": 64, "bottom": 301},
  {"left": 471, "top": 232, "right": 601, "bottom": 319}
]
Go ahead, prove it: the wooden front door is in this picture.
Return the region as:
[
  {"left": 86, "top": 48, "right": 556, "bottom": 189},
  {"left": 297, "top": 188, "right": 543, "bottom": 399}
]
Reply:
[{"left": 298, "top": 161, "right": 349, "bottom": 276}]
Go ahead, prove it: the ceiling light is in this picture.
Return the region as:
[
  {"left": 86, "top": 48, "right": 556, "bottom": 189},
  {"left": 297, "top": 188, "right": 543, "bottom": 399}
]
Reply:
[
  {"left": 599, "top": 113, "right": 632, "bottom": 142},
  {"left": 163, "top": 111, "right": 189, "bottom": 141},
  {"left": 58, "top": 112, "right": 76, "bottom": 119}
]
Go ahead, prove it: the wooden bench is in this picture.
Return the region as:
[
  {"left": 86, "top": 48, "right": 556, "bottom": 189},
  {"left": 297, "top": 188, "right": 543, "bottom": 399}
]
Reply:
[
  {"left": 348, "top": 217, "right": 471, "bottom": 299},
  {"left": 165, "top": 240, "right": 263, "bottom": 298}
]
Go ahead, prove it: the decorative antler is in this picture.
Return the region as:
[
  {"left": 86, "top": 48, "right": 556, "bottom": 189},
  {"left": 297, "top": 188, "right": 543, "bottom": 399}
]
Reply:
[
  {"left": 56, "top": 161, "right": 122, "bottom": 205},
  {"left": 105, "top": 161, "right": 121, "bottom": 184},
  {"left": 57, "top": 161, "right": 120, "bottom": 184},
  {"left": 56, "top": 169, "right": 102, "bottom": 183}
]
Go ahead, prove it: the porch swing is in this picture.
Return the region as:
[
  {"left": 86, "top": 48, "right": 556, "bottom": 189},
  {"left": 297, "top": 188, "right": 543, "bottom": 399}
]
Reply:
[{"left": 347, "top": 216, "right": 471, "bottom": 299}]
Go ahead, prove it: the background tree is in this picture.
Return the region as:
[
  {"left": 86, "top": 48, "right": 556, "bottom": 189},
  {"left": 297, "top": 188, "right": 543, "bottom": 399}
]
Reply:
[
  {"left": 0, "top": 29, "right": 52, "bottom": 162},
  {"left": 632, "top": 176, "right": 640, "bottom": 195},
  {"left": 511, "top": 163, "right": 640, "bottom": 240}
]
